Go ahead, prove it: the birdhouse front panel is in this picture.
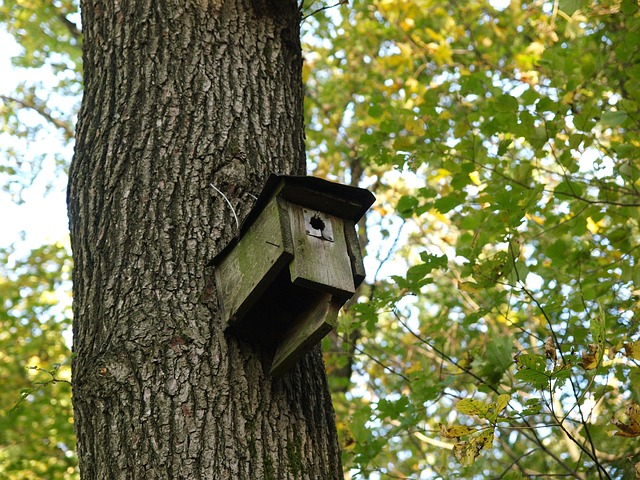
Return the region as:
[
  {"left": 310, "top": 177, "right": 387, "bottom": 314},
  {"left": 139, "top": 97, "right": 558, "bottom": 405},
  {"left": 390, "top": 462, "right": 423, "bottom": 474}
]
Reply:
[{"left": 286, "top": 203, "right": 356, "bottom": 300}]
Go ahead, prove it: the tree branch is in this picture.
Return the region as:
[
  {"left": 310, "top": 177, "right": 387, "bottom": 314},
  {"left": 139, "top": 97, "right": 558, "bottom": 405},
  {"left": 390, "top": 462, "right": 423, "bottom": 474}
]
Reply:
[
  {"left": 53, "top": 1, "right": 82, "bottom": 39},
  {"left": 0, "top": 94, "right": 75, "bottom": 141}
]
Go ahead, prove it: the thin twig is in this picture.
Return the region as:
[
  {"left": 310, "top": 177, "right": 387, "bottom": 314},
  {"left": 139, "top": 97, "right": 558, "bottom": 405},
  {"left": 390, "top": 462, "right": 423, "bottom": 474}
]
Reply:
[
  {"left": 302, "top": 1, "right": 343, "bottom": 20},
  {"left": 373, "top": 220, "right": 406, "bottom": 282},
  {"left": 350, "top": 343, "right": 411, "bottom": 382},
  {"left": 508, "top": 241, "right": 611, "bottom": 479},
  {"left": 0, "top": 94, "right": 75, "bottom": 141},
  {"left": 393, "top": 310, "right": 502, "bottom": 395}
]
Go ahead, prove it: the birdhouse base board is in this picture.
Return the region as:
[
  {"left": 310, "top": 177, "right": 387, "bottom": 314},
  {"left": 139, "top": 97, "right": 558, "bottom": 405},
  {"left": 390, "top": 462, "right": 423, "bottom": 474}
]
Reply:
[{"left": 270, "top": 292, "right": 341, "bottom": 377}]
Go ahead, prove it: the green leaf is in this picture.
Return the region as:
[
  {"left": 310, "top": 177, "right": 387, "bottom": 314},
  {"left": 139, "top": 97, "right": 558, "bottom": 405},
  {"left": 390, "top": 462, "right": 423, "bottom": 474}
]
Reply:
[
  {"left": 495, "top": 94, "right": 519, "bottom": 113},
  {"left": 515, "top": 368, "right": 551, "bottom": 389},
  {"left": 554, "top": 179, "right": 584, "bottom": 198},
  {"left": 559, "top": 0, "right": 581, "bottom": 15},
  {"left": 418, "top": 251, "right": 448, "bottom": 270},
  {"left": 544, "top": 240, "right": 568, "bottom": 261},
  {"left": 600, "top": 111, "right": 628, "bottom": 127},
  {"left": 396, "top": 195, "right": 419, "bottom": 217},
  {"left": 515, "top": 354, "right": 550, "bottom": 389},
  {"left": 368, "top": 104, "right": 385, "bottom": 118},
  {"left": 551, "top": 364, "right": 573, "bottom": 385},
  {"left": 480, "top": 335, "right": 512, "bottom": 385},
  {"left": 590, "top": 309, "right": 605, "bottom": 344},
  {"left": 503, "top": 472, "right": 524, "bottom": 480},
  {"left": 406, "top": 264, "right": 432, "bottom": 282},
  {"left": 403, "top": 253, "right": 447, "bottom": 292},
  {"left": 521, "top": 399, "right": 542, "bottom": 416},
  {"left": 620, "top": 0, "right": 639, "bottom": 15},
  {"left": 434, "top": 194, "right": 463, "bottom": 214},
  {"left": 376, "top": 396, "right": 410, "bottom": 419}
]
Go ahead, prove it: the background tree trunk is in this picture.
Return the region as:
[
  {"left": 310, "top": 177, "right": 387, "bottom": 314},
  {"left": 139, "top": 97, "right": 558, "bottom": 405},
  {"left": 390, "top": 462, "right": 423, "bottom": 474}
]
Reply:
[{"left": 67, "top": 0, "right": 343, "bottom": 477}]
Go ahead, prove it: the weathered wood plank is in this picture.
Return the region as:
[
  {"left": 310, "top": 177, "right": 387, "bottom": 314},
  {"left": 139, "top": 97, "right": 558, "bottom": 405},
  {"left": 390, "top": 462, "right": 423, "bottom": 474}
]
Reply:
[
  {"left": 286, "top": 202, "right": 355, "bottom": 299},
  {"left": 214, "top": 198, "right": 293, "bottom": 327},
  {"left": 270, "top": 292, "right": 341, "bottom": 377},
  {"left": 344, "top": 219, "right": 366, "bottom": 288}
]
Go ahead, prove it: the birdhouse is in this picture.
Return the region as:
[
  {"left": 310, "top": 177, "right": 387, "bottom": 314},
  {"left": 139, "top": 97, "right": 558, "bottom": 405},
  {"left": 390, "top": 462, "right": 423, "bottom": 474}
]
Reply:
[{"left": 213, "top": 174, "right": 375, "bottom": 376}]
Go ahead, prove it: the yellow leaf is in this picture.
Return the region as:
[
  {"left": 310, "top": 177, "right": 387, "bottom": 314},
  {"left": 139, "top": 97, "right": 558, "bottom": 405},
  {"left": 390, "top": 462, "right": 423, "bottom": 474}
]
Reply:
[
  {"left": 302, "top": 61, "right": 311, "bottom": 84},
  {"left": 544, "top": 337, "right": 557, "bottom": 363},
  {"left": 342, "top": 436, "right": 356, "bottom": 451},
  {"left": 525, "top": 41, "right": 545, "bottom": 59},
  {"left": 398, "top": 42, "right": 413, "bottom": 59},
  {"left": 613, "top": 402, "right": 640, "bottom": 438},
  {"left": 433, "top": 41, "right": 453, "bottom": 66},
  {"left": 496, "top": 394, "right": 510, "bottom": 415},
  {"left": 586, "top": 216, "right": 602, "bottom": 234},
  {"left": 525, "top": 213, "right": 545, "bottom": 225},
  {"left": 374, "top": 205, "right": 389, "bottom": 216},
  {"left": 452, "top": 429, "right": 494, "bottom": 467},
  {"left": 456, "top": 398, "right": 488, "bottom": 418},
  {"left": 453, "top": 440, "right": 480, "bottom": 467},
  {"left": 476, "top": 429, "right": 494, "bottom": 450},
  {"left": 425, "top": 27, "right": 445, "bottom": 42},
  {"left": 579, "top": 343, "right": 599, "bottom": 370},
  {"left": 405, "top": 77, "right": 420, "bottom": 94},
  {"left": 439, "top": 423, "right": 477, "bottom": 439},
  {"left": 458, "top": 350, "right": 474, "bottom": 369},
  {"left": 405, "top": 362, "right": 423, "bottom": 375},
  {"left": 624, "top": 341, "right": 640, "bottom": 360},
  {"left": 428, "top": 168, "right": 451, "bottom": 184},
  {"left": 404, "top": 116, "right": 424, "bottom": 135},
  {"left": 562, "top": 90, "right": 575, "bottom": 105},
  {"left": 400, "top": 18, "right": 415, "bottom": 31},
  {"left": 458, "top": 281, "right": 480, "bottom": 293},
  {"left": 468, "top": 171, "right": 482, "bottom": 186},
  {"left": 485, "top": 394, "right": 511, "bottom": 423}
]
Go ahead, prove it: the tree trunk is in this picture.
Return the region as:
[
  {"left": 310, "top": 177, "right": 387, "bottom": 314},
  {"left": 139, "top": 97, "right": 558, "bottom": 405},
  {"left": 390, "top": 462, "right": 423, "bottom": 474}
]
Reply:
[{"left": 67, "top": 0, "right": 343, "bottom": 478}]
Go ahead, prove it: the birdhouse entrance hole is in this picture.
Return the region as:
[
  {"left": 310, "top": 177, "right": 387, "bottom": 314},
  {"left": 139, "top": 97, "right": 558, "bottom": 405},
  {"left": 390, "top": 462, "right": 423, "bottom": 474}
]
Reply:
[
  {"left": 309, "top": 215, "right": 324, "bottom": 231},
  {"left": 304, "top": 209, "right": 333, "bottom": 242}
]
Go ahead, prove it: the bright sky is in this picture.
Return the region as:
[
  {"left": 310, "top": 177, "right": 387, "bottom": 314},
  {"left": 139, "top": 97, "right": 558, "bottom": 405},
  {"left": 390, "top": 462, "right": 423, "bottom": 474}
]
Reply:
[{"left": 0, "top": 30, "right": 70, "bottom": 252}]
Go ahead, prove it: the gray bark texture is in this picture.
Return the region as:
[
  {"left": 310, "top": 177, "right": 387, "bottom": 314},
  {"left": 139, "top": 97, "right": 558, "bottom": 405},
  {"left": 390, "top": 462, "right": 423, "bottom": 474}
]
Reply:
[{"left": 67, "top": 0, "right": 343, "bottom": 478}]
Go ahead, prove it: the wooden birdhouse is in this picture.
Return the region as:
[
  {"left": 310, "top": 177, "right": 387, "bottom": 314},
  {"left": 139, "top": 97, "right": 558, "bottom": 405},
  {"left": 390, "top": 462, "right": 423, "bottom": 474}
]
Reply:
[{"left": 213, "top": 174, "right": 375, "bottom": 376}]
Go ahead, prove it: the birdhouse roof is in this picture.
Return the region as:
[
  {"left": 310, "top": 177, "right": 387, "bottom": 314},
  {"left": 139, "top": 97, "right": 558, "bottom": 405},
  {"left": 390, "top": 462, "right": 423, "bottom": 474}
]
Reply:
[
  {"left": 237, "top": 174, "right": 375, "bottom": 238},
  {"left": 212, "top": 174, "right": 375, "bottom": 263},
  {"left": 255, "top": 173, "right": 375, "bottom": 223}
]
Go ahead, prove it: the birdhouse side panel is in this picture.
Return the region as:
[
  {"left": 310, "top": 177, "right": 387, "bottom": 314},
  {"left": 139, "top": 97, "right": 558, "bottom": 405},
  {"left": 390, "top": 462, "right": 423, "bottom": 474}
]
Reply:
[{"left": 343, "top": 219, "right": 366, "bottom": 288}]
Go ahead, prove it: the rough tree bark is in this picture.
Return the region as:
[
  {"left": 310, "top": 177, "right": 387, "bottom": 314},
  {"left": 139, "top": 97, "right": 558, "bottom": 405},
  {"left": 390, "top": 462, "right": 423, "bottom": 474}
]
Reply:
[{"left": 67, "top": 0, "right": 343, "bottom": 478}]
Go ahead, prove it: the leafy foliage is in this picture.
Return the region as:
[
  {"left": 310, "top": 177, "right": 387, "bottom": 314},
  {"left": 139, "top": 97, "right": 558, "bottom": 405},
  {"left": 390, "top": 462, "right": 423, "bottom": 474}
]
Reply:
[
  {"left": 307, "top": 0, "right": 640, "bottom": 478},
  {"left": 612, "top": 402, "right": 640, "bottom": 438},
  {"left": 0, "top": 243, "right": 76, "bottom": 479}
]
